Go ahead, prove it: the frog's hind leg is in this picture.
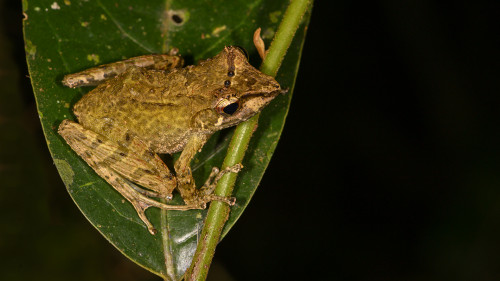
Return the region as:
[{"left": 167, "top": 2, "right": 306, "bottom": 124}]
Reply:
[
  {"left": 58, "top": 120, "right": 196, "bottom": 234},
  {"left": 62, "top": 52, "right": 184, "bottom": 88},
  {"left": 59, "top": 120, "right": 178, "bottom": 197}
]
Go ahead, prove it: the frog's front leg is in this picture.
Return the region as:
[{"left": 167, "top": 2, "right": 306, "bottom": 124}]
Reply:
[
  {"left": 62, "top": 51, "right": 183, "bottom": 88},
  {"left": 174, "top": 134, "right": 241, "bottom": 206},
  {"left": 199, "top": 164, "right": 243, "bottom": 196},
  {"left": 59, "top": 120, "right": 203, "bottom": 234}
]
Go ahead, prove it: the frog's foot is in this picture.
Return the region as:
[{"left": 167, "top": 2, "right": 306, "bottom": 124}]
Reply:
[
  {"left": 200, "top": 164, "right": 243, "bottom": 196},
  {"left": 101, "top": 171, "right": 202, "bottom": 235},
  {"left": 204, "top": 194, "right": 237, "bottom": 206},
  {"left": 121, "top": 180, "right": 201, "bottom": 235}
]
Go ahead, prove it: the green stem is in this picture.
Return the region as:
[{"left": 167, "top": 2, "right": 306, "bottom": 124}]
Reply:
[
  {"left": 184, "top": 0, "right": 311, "bottom": 280},
  {"left": 160, "top": 206, "right": 176, "bottom": 281}
]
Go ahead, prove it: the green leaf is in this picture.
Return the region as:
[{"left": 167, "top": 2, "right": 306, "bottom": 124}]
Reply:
[{"left": 23, "top": 0, "right": 310, "bottom": 279}]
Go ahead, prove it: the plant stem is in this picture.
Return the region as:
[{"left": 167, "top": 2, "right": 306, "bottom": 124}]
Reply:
[
  {"left": 160, "top": 207, "right": 176, "bottom": 281},
  {"left": 184, "top": 0, "right": 311, "bottom": 280}
]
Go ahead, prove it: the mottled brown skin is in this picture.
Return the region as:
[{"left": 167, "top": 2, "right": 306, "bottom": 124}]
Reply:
[{"left": 58, "top": 46, "right": 282, "bottom": 234}]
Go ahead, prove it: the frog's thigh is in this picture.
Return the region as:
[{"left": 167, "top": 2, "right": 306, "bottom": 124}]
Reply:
[
  {"left": 62, "top": 53, "right": 183, "bottom": 88},
  {"left": 58, "top": 120, "right": 176, "bottom": 199}
]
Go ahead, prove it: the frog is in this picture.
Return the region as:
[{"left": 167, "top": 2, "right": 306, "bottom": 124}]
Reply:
[{"left": 58, "top": 46, "right": 283, "bottom": 234}]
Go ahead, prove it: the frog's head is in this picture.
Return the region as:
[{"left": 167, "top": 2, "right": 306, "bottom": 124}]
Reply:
[{"left": 209, "top": 46, "right": 285, "bottom": 129}]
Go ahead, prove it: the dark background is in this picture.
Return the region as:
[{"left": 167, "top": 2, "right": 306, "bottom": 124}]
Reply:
[{"left": 2, "top": 0, "right": 500, "bottom": 280}]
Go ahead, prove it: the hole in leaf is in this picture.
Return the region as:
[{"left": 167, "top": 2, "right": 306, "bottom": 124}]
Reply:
[
  {"left": 167, "top": 10, "right": 187, "bottom": 26},
  {"left": 171, "top": 14, "right": 183, "bottom": 24}
]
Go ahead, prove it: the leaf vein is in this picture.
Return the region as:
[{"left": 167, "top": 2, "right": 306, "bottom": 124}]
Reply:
[
  {"left": 99, "top": 194, "right": 145, "bottom": 228},
  {"left": 192, "top": 142, "right": 228, "bottom": 172},
  {"left": 96, "top": 0, "right": 155, "bottom": 53}
]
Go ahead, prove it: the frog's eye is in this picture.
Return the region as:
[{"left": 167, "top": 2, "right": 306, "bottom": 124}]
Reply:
[
  {"left": 215, "top": 97, "right": 240, "bottom": 115},
  {"left": 233, "top": 46, "right": 249, "bottom": 60}
]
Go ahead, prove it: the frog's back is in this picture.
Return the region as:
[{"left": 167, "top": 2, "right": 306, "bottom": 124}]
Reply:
[{"left": 73, "top": 67, "right": 213, "bottom": 153}]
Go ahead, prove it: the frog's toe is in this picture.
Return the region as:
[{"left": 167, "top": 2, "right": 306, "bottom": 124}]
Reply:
[{"left": 204, "top": 194, "right": 236, "bottom": 206}]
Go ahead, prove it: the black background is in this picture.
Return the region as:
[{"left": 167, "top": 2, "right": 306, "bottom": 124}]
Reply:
[{"left": 2, "top": 0, "right": 500, "bottom": 280}]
